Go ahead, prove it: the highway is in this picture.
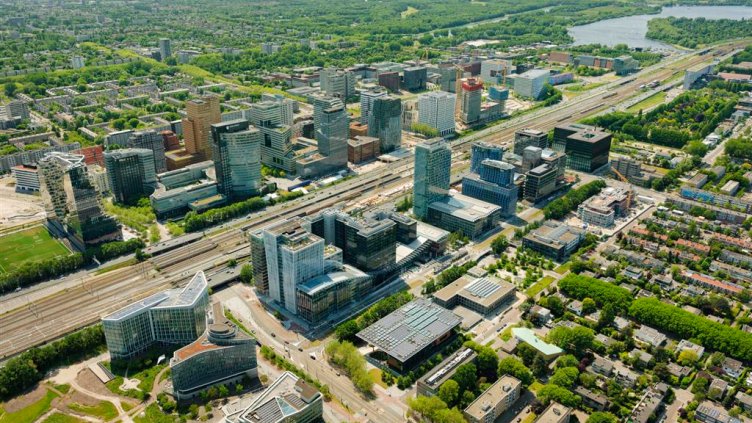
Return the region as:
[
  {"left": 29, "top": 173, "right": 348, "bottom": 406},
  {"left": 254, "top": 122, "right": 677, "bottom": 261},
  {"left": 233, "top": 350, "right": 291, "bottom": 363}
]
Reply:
[{"left": 0, "top": 41, "right": 745, "bottom": 362}]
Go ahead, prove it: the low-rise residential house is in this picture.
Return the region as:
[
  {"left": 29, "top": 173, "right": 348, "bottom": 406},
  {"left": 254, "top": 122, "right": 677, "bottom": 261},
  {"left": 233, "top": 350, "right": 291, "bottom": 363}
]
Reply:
[
  {"left": 624, "top": 266, "right": 643, "bottom": 280},
  {"left": 575, "top": 386, "right": 609, "bottom": 411},
  {"left": 595, "top": 334, "right": 616, "bottom": 347},
  {"left": 631, "top": 349, "right": 654, "bottom": 368},
  {"left": 709, "top": 378, "right": 729, "bottom": 399},
  {"left": 736, "top": 391, "right": 752, "bottom": 412},
  {"left": 634, "top": 325, "right": 667, "bottom": 348},
  {"left": 667, "top": 363, "right": 691, "bottom": 379},
  {"left": 630, "top": 388, "right": 665, "bottom": 423},
  {"left": 723, "top": 357, "right": 744, "bottom": 379},
  {"left": 695, "top": 400, "right": 740, "bottom": 423},
  {"left": 529, "top": 305, "right": 552, "bottom": 325},
  {"left": 567, "top": 300, "right": 583, "bottom": 316},
  {"left": 613, "top": 316, "right": 631, "bottom": 332},
  {"left": 614, "top": 367, "right": 639, "bottom": 388},
  {"left": 677, "top": 339, "right": 705, "bottom": 358},
  {"left": 652, "top": 275, "right": 676, "bottom": 291},
  {"left": 590, "top": 356, "right": 614, "bottom": 377}
]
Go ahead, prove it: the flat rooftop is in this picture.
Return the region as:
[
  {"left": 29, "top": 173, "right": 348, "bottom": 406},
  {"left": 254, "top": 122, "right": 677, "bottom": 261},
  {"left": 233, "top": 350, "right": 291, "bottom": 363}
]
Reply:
[
  {"left": 104, "top": 271, "right": 208, "bottom": 321},
  {"left": 357, "top": 298, "right": 461, "bottom": 363},
  {"left": 512, "top": 327, "right": 563, "bottom": 357},
  {"left": 536, "top": 402, "right": 572, "bottom": 423},
  {"left": 465, "top": 375, "right": 521, "bottom": 420},
  {"left": 433, "top": 275, "right": 515, "bottom": 309},
  {"left": 428, "top": 193, "right": 501, "bottom": 223}
]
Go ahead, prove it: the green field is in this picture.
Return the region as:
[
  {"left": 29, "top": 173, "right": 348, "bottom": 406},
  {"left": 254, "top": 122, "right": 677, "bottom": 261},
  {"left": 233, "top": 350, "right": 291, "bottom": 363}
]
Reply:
[
  {"left": 626, "top": 91, "right": 668, "bottom": 113},
  {"left": 0, "top": 227, "right": 69, "bottom": 274}
]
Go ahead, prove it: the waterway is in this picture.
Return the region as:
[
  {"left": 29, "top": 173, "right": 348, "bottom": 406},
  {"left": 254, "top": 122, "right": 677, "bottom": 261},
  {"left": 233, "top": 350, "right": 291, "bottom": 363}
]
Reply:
[{"left": 569, "top": 6, "right": 752, "bottom": 50}]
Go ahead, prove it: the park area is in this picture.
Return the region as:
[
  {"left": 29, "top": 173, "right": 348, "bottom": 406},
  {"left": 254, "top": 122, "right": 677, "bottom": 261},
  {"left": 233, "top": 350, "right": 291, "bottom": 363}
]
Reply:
[{"left": 0, "top": 226, "right": 69, "bottom": 274}]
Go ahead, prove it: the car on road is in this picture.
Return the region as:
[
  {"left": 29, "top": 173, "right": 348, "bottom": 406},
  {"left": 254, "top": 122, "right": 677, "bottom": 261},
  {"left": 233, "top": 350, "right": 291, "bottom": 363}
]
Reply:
[
  {"left": 298, "top": 347, "right": 303, "bottom": 352},
  {"left": 309, "top": 353, "right": 317, "bottom": 360}
]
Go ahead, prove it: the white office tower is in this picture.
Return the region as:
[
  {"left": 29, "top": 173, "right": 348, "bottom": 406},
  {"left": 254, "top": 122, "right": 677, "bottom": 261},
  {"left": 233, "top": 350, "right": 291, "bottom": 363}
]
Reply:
[{"left": 418, "top": 91, "right": 456, "bottom": 136}]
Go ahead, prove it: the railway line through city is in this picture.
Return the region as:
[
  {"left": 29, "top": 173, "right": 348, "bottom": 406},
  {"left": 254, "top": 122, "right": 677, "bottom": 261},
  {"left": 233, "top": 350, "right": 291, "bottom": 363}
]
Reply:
[{"left": 0, "top": 41, "right": 745, "bottom": 361}]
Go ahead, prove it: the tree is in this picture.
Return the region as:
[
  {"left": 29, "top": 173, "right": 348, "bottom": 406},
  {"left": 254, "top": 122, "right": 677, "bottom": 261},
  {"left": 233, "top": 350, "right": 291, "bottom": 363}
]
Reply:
[
  {"left": 538, "top": 384, "right": 582, "bottom": 407},
  {"left": 547, "top": 326, "right": 594, "bottom": 356},
  {"left": 475, "top": 347, "right": 499, "bottom": 380},
  {"left": 532, "top": 355, "right": 548, "bottom": 378},
  {"left": 546, "top": 296, "right": 564, "bottom": 317},
  {"left": 587, "top": 412, "right": 619, "bottom": 423},
  {"left": 408, "top": 396, "right": 448, "bottom": 421},
  {"left": 4, "top": 82, "right": 17, "bottom": 97},
  {"left": 460, "top": 390, "right": 476, "bottom": 408},
  {"left": 239, "top": 264, "right": 254, "bottom": 284},
  {"left": 434, "top": 408, "right": 466, "bottom": 423},
  {"left": 335, "top": 320, "right": 360, "bottom": 342},
  {"left": 438, "top": 380, "right": 460, "bottom": 408},
  {"left": 498, "top": 357, "right": 533, "bottom": 386},
  {"left": 598, "top": 303, "right": 616, "bottom": 328},
  {"left": 678, "top": 350, "right": 699, "bottom": 366},
  {"left": 452, "top": 363, "right": 477, "bottom": 394},
  {"left": 491, "top": 235, "right": 509, "bottom": 255},
  {"left": 550, "top": 367, "right": 579, "bottom": 389},
  {"left": 582, "top": 298, "right": 596, "bottom": 315},
  {"left": 218, "top": 384, "right": 230, "bottom": 397}
]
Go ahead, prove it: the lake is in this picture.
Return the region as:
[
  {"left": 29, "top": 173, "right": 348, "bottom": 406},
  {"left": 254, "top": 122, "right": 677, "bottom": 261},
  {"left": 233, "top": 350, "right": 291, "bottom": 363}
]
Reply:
[{"left": 568, "top": 6, "right": 752, "bottom": 50}]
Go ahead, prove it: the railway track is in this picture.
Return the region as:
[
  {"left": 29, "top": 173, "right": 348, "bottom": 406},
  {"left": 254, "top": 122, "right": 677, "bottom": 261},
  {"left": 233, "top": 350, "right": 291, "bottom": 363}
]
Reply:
[{"left": 0, "top": 42, "right": 744, "bottom": 360}]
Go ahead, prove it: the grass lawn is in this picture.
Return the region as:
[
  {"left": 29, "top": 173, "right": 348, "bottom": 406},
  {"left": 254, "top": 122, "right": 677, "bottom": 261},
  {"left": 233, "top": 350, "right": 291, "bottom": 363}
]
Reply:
[
  {"left": 499, "top": 325, "right": 518, "bottom": 342},
  {"left": 0, "top": 389, "right": 59, "bottom": 423},
  {"left": 626, "top": 91, "right": 667, "bottom": 114},
  {"left": 53, "top": 384, "right": 71, "bottom": 394},
  {"left": 0, "top": 226, "right": 69, "bottom": 274},
  {"left": 564, "top": 81, "right": 607, "bottom": 92},
  {"left": 67, "top": 401, "right": 118, "bottom": 420},
  {"left": 133, "top": 403, "right": 175, "bottom": 423},
  {"left": 554, "top": 262, "right": 571, "bottom": 275},
  {"left": 94, "top": 258, "right": 139, "bottom": 275},
  {"left": 105, "top": 363, "right": 166, "bottom": 400},
  {"left": 369, "top": 368, "right": 388, "bottom": 388},
  {"left": 522, "top": 413, "right": 537, "bottom": 423},
  {"left": 525, "top": 276, "right": 556, "bottom": 298},
  {"left": 528, "top": 381, "right": 544, "bottom": 393},
  {"left": 42, "top": 413, "right": 86, "bottom": 423}
]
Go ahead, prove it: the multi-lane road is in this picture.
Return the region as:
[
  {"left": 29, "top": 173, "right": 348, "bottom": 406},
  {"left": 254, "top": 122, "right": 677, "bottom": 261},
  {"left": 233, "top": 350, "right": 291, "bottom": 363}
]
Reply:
[{"left": 0, "top": 41, "right": 745, "bottom": 361}]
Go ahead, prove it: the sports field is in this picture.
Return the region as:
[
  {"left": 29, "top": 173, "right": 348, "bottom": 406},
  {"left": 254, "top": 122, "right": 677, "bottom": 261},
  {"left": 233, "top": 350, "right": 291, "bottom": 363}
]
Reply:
[{"left": 0, "top": 226, "right": 69, "bottom": 274}]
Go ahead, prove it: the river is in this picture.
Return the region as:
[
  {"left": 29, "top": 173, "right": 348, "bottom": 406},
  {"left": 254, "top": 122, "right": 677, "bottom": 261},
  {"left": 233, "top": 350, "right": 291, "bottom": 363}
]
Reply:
[{"left": 568, "top": 5, "right": 752, "bottom": 50}]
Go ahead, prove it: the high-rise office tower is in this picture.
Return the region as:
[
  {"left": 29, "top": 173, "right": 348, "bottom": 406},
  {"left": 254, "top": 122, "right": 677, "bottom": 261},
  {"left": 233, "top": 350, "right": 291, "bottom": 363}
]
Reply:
[
  {"left": 367, "top": 95, "right": 402, "bottom": 153},
  {"left": 360, "top": 87, "right": 387, "bottom": 124},
  {"left": 413, "top": 138, "right": 451, "bottom": 220},
  {"left": 418, "top": 91, "right": 456, "bottom": 136},
  {"left": 104, "top": 148, "right": 157, "bottom": 204},
  {"left": 402, "top": 66, "right": 427, "bottom": 91},
  {"left": 307, "top": 209, "right": 397, "bottom": 272},
  {"left": 553, "top": 124, "right": 612, "bottom": 172},
  {"left": 260, "top": 94, "right": 295, "bottom": 126},
  {"left": 211, "top": 120, "right": 262, "bottom": 199},
  {"left": 38, "top": 152, "right": 121, "bottom": 247},
  {"left": 470, "top": 142, "right": 503, "bottom": 173},
  {"left": 249, "top": 99, "right": 294, "bottom": 128},
  {"left": 320, "top": 68, "right": 356, "bottom": 100},
  {"left": 183, "top": 95, "right": 221, "bottom": 161},
  {"left": 314, "top": 96, "right": 349, "bottom": 169},
  {"left": 459, "top": 77, "right": 483, "bottom": 125},
  {"left": 437, "top": 64, "right": 458, "bottom": 93},
  {"left": 261, "top": 219, "right": 325, "bottom": 313},
  {"left": 514, "top": 129, "right": 548, "bottom": 155},
  {"left": 159, "top": 38, "right": 172, "bottom": 61},
  {"left": 462, "top": 160, "right": 518, "bottom": 217},
  {"left": 125, "top": 130, "right": 167, "bottom": 173}
]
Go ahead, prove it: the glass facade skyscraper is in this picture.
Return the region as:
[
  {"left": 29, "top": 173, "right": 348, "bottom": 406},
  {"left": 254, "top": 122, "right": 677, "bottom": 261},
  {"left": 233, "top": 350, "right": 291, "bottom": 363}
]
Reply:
[
  {"left": 413, "top": 138, "right": 451, "bottom": 220},
  {"left": 211, "top": 120, "right": 262, "bottom": 199},
  {"left": 368, "top": 95, "right": 402, "bottom": 153},
  {"left": 102, "top": 271, "right": 209, "bottom": 360},
  {"left": 104, "top": 148, "right": 157, "bottom": 204}
]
